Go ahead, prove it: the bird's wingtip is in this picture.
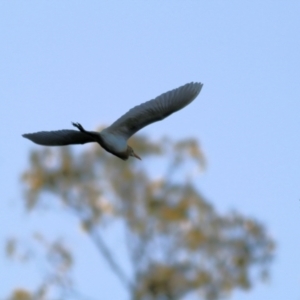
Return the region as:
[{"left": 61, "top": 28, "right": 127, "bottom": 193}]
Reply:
[
  {"left": 188, "top": 81, "right": 203, "bottom": 89},
  {"left": 194, "top": 81, "right": 203, "bottom": 87},
  {"left": 189, "top": 82, "right": 204, "bottom": 94}
]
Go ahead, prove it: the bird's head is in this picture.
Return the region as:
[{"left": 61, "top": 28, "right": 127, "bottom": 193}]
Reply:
[{"left": 127, "top": 146, "right": 141, "bottom": 160}]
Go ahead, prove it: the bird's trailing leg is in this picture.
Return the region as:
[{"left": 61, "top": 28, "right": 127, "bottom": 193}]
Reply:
[
  {"left": 72, "top": 122, "right": 101, "bottom": 143},
  {"left": 72, "top": 122, "right": 86, "bottom": 133}
]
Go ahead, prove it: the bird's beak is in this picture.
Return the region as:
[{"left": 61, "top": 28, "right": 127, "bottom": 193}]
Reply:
[{"left": 133, "top": 152, "right": 142, "bottom": 160}]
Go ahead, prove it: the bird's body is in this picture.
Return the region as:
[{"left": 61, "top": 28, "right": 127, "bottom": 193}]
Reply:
[
  {"left": 23, "top": 82, "right": 203, "bottom": 160},
  {"left": 96, "top": 130, "right": 129, "bottom": 159}
]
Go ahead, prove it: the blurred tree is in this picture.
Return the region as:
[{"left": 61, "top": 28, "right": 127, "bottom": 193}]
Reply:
[{"left": 5, "top": 132, "right": 274, "bottom": 300}]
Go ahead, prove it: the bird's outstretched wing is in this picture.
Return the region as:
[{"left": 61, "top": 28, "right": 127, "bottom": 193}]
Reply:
[
  {"left": 105, "top": 82, "right": 203, "bottom": 140},
  {"left": 22, "top": 130, "right": 95, "bottom": 146}
]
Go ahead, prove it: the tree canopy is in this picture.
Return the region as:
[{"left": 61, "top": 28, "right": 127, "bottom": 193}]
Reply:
[{"left": 5, "top": 133, "right": 274, "bottom": 300}]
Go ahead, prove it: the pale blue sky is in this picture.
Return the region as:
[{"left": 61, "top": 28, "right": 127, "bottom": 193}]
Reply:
[{"left": 1, "top": 1, "right": 300, "bottom": 300}]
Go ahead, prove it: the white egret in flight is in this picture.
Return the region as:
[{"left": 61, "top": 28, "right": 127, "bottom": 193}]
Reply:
[{"left": 23, "top": 82, "right": 203, "bottom": 160}]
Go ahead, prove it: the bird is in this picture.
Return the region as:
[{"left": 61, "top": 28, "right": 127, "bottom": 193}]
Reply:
[{"left": 23, "top": 82, "right": 203, "bottom": 160}]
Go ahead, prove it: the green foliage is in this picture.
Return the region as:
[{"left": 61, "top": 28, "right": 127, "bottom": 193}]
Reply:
[{"left": 6, "top": 134, "right": 274, "bottom": 300}]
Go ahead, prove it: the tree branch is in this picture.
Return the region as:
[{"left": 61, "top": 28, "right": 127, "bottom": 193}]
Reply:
[{"left": 88, "top": 228, "right": 133, "bottom": 293}]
